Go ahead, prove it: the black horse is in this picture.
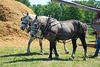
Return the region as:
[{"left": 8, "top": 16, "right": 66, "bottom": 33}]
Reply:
[{"left": 30, "top": 15, "right": 88, "bottom": 60}]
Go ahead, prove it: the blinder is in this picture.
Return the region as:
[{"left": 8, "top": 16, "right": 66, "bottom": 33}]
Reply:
[{"left": 22, "top": 22, "right": 28, "bottom": 25}]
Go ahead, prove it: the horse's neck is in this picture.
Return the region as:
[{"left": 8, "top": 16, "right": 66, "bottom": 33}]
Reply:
[
  {"left": 30, "top": 14, "right": 36, "bottom": 19},
  {"left": 38, "top": 16, "right": 58, "bottom": 24},
  {"left": 38, "top": 16, "right": 48, "bottom": 24}
]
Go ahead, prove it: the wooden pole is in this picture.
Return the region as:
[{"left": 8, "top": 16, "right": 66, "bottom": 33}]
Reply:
[{"left": 52, "top": 0, "right": 100, "bottom": 12}]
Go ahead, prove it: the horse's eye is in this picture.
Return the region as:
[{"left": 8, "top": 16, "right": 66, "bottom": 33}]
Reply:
[{"left": 22, "top": 22, "right": 24, "bottom": 24}]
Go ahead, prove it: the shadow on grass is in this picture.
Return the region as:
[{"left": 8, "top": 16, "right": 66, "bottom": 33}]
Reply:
[
  {"left": 0, "top": 52, "right": 48, "bottom": 57},
  {"left": 4, "top": 58, "right": 69, "bottom": 63}
]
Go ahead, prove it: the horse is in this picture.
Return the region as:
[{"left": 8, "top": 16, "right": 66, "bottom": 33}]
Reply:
[
  {"left": 32, "top": 15, "right": 88, "bottom": 60},
  {"left": 20, "top": 13, "right": 69, "bottom": 55}
]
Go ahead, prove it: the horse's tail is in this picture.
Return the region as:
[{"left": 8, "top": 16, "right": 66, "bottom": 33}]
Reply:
[
  {"left": 79, "top": 21, "right": 88, "bottom": 33},
  {"left": 83, "top": 23, "right": 88, "bottom": 32}
]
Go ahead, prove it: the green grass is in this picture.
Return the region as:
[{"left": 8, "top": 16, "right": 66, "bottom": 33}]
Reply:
[
  {"left": 88, "top": 25, "right": 94, "bottom": 35},
  {"left": 0, "top": 35, "right": 100, "bottom": 67}
]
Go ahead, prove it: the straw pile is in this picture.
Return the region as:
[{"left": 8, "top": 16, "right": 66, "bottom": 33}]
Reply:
[{"left": 0, "top": 0, "right": 35, "bottom": 38}]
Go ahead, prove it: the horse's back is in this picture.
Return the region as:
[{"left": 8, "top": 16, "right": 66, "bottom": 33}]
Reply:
[
  {"left": 59, "top": 20, "right": 80, "bottom": 32},
  {"left": 56, "top": 20, "right": 88, "bottom": 40},
  {"left": 60, "top": 20, "right": 88, "bottom": 32}
]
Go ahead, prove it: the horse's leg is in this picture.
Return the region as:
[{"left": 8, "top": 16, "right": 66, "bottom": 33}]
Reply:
[
  {"left": 80, "top": 34, "right": 87, "bottom": 60},
  {"left": 63, "top": 40, "right": 69, "bottom": 54},
  {"left": 69, "top": 39, "right": 77, "bottom": 60},
  {"left": 39, "top": 39, "right": 43, "bottom": 55},
  {"left": 27, "top": 36, "right": 34, "bottom": 54},
  {"left": 48, "top": 41, "right": 55, "bottom": 60},
  {"left": 53, "top": 41, "right": 59, "bottom": 59}
]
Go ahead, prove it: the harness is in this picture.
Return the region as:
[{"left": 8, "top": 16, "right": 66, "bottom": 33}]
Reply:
[
  {"left": 25, "top": 20, "right": 42, "bottom": 38},
  {"left": 43, "top": 17, "right": 52, "bottom": 32},
  {"left": 27, "top": 17, "right": 59, "bottom": 38},
  {"left": 42, "top": 17, "right": 59, "bottom": 34}
]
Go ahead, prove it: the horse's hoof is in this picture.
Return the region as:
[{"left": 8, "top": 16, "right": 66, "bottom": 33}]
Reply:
[
  {"left": 83, "top": 58, "right": 87, "bottom": 61},
  {"left": 48, "top": 57, "right": 52, "bottom": 60},
  {"left": 55, "top": 56, "right": 59, "bottom": 59},
  {"left": 69, "top": 57, "right": 73, "bottom": 61},
  {"left": 66, "top": 51, "right": 69, "bottom": 54},
  {"left": 26, "top": 52, "right": 30, "bottom": 55},
  {"left": 86, "top": 55, "right": 88, "bottom": 58},
  {"left": 40, "top": 52, "right": 44, "bottom": 55}
]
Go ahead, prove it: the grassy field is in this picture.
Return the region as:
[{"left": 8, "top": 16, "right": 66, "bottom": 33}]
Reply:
[{"left": 0, "top": 35, "right": 100, "bottom": 67}]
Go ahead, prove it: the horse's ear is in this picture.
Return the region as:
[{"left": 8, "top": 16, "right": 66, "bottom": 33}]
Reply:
[
  {"left": 22, "top": 13, "right": 25, "bottom": 16},
  {"left": 27, "top": 12, "right": 29, "bottom": 16},
  {"left": 36, "top": 15, "right": 38, "bottom": 19}
]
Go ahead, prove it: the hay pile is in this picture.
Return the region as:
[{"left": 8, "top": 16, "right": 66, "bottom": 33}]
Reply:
[
  {"left": 0, "top": 0, "right": 35, "bottom": 38},
  {"left": 0, "top": 0, "right": 34, "bottom": 21}
]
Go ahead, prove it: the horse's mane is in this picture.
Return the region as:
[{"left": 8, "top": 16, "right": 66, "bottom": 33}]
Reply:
[
  {"left": 28, "top": 14, "right": 36, "bottom": 20},
  {"left": 38, "top": 16, "right": 57, "bottom": 24}
]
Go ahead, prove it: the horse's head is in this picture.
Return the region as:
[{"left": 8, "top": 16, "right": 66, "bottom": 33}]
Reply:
[
  {"left": 27, "top": 15, "right": 44, "bottom": 37},
  {"left": 31, "top": 15, "right": 42, "bottom": 28},
  {"left": 20, "top": 13, "right": 36, "bottom": 30},
  {"left": 32, "top": 15, "right": 49, "bottom": 27},
  {"left": 32, "top": 15, "right": 56, "bottom": 32}
]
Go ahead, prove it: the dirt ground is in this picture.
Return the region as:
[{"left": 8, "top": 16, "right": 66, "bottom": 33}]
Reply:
[{"left": 0, "top": 35, "right": 49, "bottom": 48}]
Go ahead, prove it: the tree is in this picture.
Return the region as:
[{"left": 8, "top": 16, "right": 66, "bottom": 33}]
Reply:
[
  {"left": 32, "top": 0, "right": 100, "bottom": 24},
  {"left": 67, "top": 6, "right": 81, "bottom": 20},
  {"left": 75, "top": 0, "right": 97, "bottom": 23},
  {"left": 16, "top": 0, "right": 31, "bottom": 7},
  {"left": 44, "top": 2, "right": 62, "bottom": 20},
  {"left": 33, "top": 2, "right": 63, "bottom": 20}
]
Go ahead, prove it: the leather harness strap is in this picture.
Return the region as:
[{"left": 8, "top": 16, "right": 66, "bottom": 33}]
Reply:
[{"left": 44, "top": 17, "right": 51, "bottom": 32}]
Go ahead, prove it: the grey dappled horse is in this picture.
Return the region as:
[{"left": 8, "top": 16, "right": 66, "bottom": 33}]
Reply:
[
  {"left": 20, "top": 13, "right": 69, "bottom": 55},
  {"left": 32, "top": 15, "right": 88, "bottom": 60}
]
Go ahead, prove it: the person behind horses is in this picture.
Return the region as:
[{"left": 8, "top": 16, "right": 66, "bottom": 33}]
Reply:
[{"left": 90, "top": 11, "right": 100, "bottom": 58}]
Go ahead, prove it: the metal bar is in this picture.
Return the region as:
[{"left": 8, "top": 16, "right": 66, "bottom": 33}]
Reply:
[{"left": 52, "top": 0, "right": 100, "bottom": 12}]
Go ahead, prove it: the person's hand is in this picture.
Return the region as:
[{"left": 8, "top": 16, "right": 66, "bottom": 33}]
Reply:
[{"left": 92, "top": 31, "right": 97, "bottom": 34}]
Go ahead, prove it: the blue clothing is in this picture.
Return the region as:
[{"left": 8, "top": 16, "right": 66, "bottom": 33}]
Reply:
[{"left": 93, "top": 38, "right": 100, "bottom": 57}]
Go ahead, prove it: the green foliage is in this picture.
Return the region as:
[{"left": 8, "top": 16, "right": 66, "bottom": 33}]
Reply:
[
  {"left": 32, "top": 0, "right": 99, "bottom": 23},
  {"left": 16, "top": 0, "right": 31, "bottom": 7},
  {"left": 75, "top": 0, "right": 97, "bottom": 23},
  {"left": 16, "top": 0, "right": 100, "bottom": 24},
  {"left": 33, "top": 2, "right": 82, "bottom": 21},
  {"left": 67, "top": 7, "right": 81, "bottom": 20}
]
